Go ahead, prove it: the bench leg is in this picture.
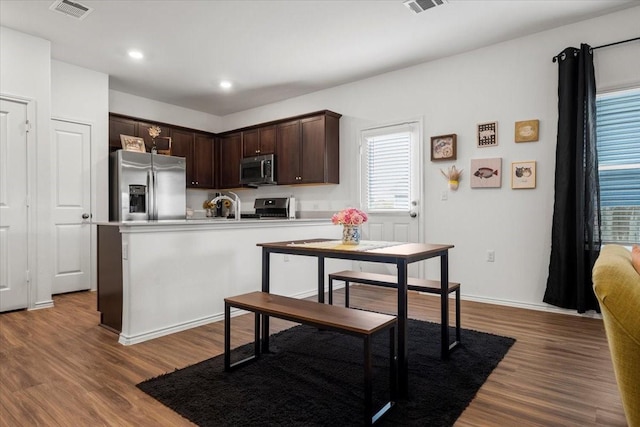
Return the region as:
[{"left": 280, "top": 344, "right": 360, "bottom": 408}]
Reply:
[
  {"left": 345, "top": 280, "right": 350, "bottom": 308},
  {"left": 455, "top": 288, "right": 461, "bottom": 344},
  {"left": 369, "top": 327, "right": 396, "bottom": 425},
  {"left": 328, "top": 278, "right": 350, "bottom": 307},
  {"left": 225, "top": 306, "right": 261, "bottom": 371},
  {"left": 328, "top": 277, "right": 334, "bottom": 305},
  {"left": 445, "top": 288, "right": 462, "bottom": 353}
]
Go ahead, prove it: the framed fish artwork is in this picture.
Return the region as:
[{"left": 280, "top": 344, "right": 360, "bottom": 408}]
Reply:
[
  {"left": 511, "top": 161, "right": 536, "bottom": 189},
  {"left": 470, "top": 157, "right": 502, "bottom": 188}
]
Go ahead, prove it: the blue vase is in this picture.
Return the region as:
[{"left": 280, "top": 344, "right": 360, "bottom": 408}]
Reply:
[{"left": 342, "top": 225, "right": 361, "bottom": 245}]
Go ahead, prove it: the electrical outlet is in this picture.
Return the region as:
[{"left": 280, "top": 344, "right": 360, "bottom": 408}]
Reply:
[
  {"left": 283, "top": 254, "right": 289, "bottom": 262},
  {"left": 487, "top": 250, "right": 495, "bottom": 262},
  {"left": 440, "top": 190, "right": 448, "bottom": 201}
]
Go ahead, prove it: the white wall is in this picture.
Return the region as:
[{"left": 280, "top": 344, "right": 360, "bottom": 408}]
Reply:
[
  {"left": 51, "top": 60, "right": 109, "bottom": 292},
  {"left": 109, "top": 90, "right": 222, "bottom": 133},
  {"left": 1, "top": 27, "right": 53, "bottom": 308},
  {"left": 52, "top": 61, "right": 109, "bottom": 222},
  {"left": 218, "top": 6, "right": 640, "bottom": 311}
]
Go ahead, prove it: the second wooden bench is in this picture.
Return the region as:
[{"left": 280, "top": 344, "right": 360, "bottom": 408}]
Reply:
[
  {"left": 328, "top": 270, "right": 461, "bottom": 351},
  {"left": 224, "top": 291, "right": 397, "bottom": 425}
]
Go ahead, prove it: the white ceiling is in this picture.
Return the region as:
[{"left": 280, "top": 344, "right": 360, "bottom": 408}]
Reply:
[{"left": 0, "top": 0, "right": 635, "bottom": 116}]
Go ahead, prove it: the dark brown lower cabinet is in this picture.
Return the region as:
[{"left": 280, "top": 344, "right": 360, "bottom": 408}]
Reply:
[{"left": 97, "top": 225, "right": 122, "bottom": 333}]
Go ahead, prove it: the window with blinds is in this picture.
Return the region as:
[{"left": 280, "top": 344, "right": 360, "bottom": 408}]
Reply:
[
  {"left": 361, "top": 128, "right": 414, "bottom": 211},
  {"left": 596, "top": 89, "right": 640, "bottom": 245}
]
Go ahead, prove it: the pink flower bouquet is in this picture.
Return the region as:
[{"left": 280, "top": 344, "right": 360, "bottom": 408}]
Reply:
[{"left": 331, "top": 207, "right": 368, "bottom": 226}]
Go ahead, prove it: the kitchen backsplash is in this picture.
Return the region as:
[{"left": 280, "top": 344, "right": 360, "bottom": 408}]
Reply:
[{"left": 186, "top": 188, "right": 351, "bottom": 216}]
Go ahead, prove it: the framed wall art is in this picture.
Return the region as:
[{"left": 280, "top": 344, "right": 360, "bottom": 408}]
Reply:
[
  {"left": 511, "top": 161, "right": 536, "bottom": 189},
  {"left": 120, "top": 135, "right": 146, "bottom": 153},
  {"left": 477, "top": 121, "right": 498, "bottom": 147},
  {"left": 430, "top": 134, "right": 457, "bottom": 161},
  {"left": 515, "top": 120, "right": 539, "bottom": 142},
  {"left": 470, "top": 157, "right": 501, "bottom": 188}
]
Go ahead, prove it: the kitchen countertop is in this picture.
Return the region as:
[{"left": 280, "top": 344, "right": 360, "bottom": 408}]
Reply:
[{"left": 93, "top": 217, "right": 332, "bottom": 231}]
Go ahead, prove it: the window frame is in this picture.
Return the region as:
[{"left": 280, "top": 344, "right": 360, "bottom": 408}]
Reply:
[
  {"left": 595, "top": 87, "right": 640, "bottom": 245},
  {"left": 359, "top": 121, "right": 421, "bottom": 214}
]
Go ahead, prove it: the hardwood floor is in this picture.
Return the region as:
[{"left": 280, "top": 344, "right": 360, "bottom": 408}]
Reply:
[{"left": 0, "top": 287, "right": 627, "bottom": 426}]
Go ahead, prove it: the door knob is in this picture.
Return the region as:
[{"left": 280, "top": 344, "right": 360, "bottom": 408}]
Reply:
[
  {"left": 409, "top": 211, "right": 417, "bottom": 218},
  {"left": 82, "top": 213, "right": 91, "bottom": 219}
]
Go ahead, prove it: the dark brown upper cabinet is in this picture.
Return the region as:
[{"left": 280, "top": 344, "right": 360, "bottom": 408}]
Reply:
[
  {"left": 218, "top": 133, "right": 242, "bottom": 189},
  {"left": 137, "top": 121, "right": 172, "bottom": 152},
  {"left": 109, "top": 114, "right": 217, "bottom": 189},
  {"left": 242, "top": 125, "right": 276, "bottom": 157},
  {"left": 171, "top": 129, "right": 196, "bottom": 186},
  {"left": 193, "top": 134, "right": 215, "bottom": 189},
  {"left": 276, "top": 111, "right": 340, "bottom": 185},
  {"left": 171, "top": 130, "right": 215, "bottom": 189},
  {"left": 109, "top": 116, "right": 137, "bottom": 150}
]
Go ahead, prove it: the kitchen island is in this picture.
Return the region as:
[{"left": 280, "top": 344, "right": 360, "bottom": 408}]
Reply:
[{"left": 97, "top": 218, "right": 349, "bottom": 345}]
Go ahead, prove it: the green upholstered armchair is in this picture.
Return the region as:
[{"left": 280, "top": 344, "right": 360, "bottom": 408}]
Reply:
[{"left": 592, "top": 244, "right": 640, "bottom": 427}]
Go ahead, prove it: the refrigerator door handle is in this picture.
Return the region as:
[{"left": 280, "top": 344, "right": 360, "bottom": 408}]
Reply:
[
  {"left": 147, "top": 169, "right": 154, "bottom": 220},
  {"left": 152, "top": 170, "right": 159, "bottom": 220}
]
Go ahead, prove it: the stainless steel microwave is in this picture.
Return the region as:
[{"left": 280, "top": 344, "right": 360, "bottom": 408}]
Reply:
[{"left": 240, "top": 154, "right": 276, "bottom": 186}]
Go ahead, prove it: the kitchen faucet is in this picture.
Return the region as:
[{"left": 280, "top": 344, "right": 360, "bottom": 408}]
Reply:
[{"left": 209, "top": 191, "right": 241, "bottom": 221}]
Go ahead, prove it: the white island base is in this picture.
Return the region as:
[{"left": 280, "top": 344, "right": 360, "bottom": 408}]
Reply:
[{"left": 97, "top": 219, "right": 351, "bottom": 345}]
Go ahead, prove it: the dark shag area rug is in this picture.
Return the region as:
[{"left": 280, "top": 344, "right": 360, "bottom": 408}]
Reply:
[{"left": 138, "top": 319, "right": 515, "bottom": 426}]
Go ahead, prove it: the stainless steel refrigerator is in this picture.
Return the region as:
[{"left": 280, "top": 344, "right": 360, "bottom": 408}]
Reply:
[{"left": 110, "top": 150, "right": 186, "bottom": 221}]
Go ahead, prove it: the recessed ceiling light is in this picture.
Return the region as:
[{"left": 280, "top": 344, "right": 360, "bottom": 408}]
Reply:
[
  {"left": 220, "top": 80, "right": 233, "bottom": 89},
  {"left": 128, "top": 50, "right": 144, "bottom": 60}
]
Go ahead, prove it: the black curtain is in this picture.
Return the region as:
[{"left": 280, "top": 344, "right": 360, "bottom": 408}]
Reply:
[{"left": 543, "top": 44, "right": 601, "bottom": 313}]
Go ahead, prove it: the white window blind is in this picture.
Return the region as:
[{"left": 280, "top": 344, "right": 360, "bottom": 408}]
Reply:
[
  {"left": 596, "top": 89, "right": 640, "bottom": 245},
  {"left": 362, "top": 127, "right": 414, "bottom": 211}
]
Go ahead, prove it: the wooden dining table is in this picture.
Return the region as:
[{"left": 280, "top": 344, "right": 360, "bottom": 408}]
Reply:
[{"left": 257, "top": 238, "right": 455, "bottom": 397}]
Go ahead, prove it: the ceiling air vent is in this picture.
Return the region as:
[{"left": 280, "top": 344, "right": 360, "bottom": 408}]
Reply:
[
  {"left": 403, "top": 0, "right": 447, "bottom": 14},
  {"left": 49, "top": 0, "right": 93, "bottom": 20}
]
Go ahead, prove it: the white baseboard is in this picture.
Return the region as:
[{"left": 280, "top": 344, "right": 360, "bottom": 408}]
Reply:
[
  {"left": 31, "top": 300, "right": 54, "bottom": 310},
  {"left": 119, "top": 314, "right": 224, "bottom": 345},
  {"left": 420, "top": 291, "right": 602, "bottom": 319},
  {"left": 118, "top": 288, "right": 323, "bottom": 345}
]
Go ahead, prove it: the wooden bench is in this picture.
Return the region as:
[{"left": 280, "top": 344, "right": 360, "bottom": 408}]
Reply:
[
  {"left": 224, "top": 291, "right": 397, "bottom": 426},
  {"left": 328, "top": 270, "right": 461, "bottom": 351}
]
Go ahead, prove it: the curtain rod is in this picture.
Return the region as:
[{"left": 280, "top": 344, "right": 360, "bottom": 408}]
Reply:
[{"left": 551, "top": 36, "right": 640, "bottom": 63}]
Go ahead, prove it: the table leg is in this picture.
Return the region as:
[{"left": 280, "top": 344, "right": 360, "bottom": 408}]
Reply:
[
  {"left": 440, "top": 251, "right": 450, "bottom": 360},
  {"left": 317, "top": 256, "right": 325, "bottom": 303},
  {"left": 224, "top": 301, "right": 231, "bottom": 371},
  {"left": 397, "top": 260, "right": 408, "bottom": 398},
  {"left": 261, "top": 248, "right": 271, "bottom": 353}
]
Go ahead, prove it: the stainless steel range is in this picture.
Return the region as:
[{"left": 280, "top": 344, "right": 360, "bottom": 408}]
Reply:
[
  {"left": 254, "top": 197, "right": 291, "bottom": 219},
  {"left": 229, "top": 197, "right": 292, "bottom": 219}
]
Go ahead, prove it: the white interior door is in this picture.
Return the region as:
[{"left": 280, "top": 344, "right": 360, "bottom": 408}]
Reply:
[
  {"left": 51, "top": 119, "right": 91, "bottom": 294},
  {"left": 359, "top": 121, "right": 422, "bottom": 276},
  {"left": 0, "top": 99, "right": 29, "bottom": 312}
]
